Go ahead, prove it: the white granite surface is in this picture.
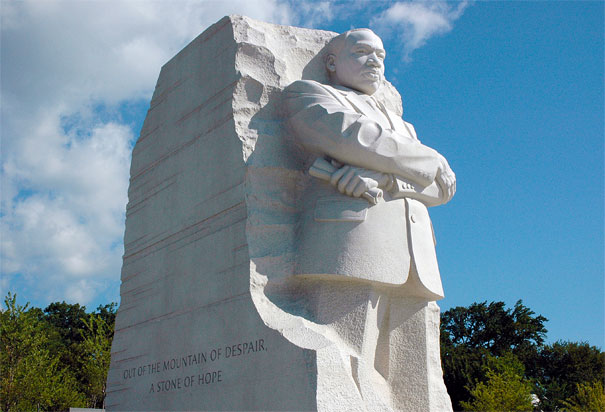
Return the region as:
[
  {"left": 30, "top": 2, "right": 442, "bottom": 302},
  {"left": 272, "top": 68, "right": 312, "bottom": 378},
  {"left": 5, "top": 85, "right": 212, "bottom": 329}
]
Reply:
[{"left": 106, "top": 15, "right": 452, "bottom": 411}]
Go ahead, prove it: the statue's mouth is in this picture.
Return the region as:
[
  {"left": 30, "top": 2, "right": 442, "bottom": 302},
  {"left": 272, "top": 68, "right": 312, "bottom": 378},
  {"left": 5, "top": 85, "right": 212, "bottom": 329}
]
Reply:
[{"left": 363, "top": 71, "right": 381, "bottom": 79}]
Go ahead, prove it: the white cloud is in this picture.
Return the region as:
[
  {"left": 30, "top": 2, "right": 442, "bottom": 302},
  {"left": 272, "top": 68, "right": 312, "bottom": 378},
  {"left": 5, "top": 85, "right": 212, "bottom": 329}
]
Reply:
[
  {"left": 1, "top": 116, "right": 132, "bottom": 304},
  {"left": 293, "top": 1, "right": 334, "bottom": 28},
  {"left": 1, "top": 0, "right": 295, "bottom": 116},
  {"left": 0, "top": 0, "right": 301, "bottom": 306},
  {"left": 371, "top": 1, "right": 470, "bottom": 61}
]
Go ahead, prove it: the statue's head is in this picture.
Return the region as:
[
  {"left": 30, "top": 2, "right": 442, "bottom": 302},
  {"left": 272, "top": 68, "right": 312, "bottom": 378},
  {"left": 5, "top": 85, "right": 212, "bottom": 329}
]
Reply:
[{"left": 325, "top": 29, "right": 385, "bottom": 95}]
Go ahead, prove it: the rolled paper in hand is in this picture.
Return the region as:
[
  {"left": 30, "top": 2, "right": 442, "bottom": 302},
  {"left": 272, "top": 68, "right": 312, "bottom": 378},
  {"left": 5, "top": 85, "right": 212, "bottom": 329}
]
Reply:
[
  {"left": 309, "top": 158, "right": 383, "bottom": 205},
  {"left": 311, "top": 157, "right": 336, "bottom": 174}
]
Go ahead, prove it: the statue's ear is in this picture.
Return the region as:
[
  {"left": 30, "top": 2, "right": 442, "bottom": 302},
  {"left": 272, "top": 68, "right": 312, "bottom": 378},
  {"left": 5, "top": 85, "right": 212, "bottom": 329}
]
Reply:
[{"left": 326, "top": 54, "right": 336, "bottom": 73}]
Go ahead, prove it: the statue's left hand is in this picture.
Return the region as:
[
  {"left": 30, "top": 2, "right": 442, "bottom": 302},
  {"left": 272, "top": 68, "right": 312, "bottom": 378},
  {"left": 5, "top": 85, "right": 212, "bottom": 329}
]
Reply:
[{"left": 435, "top": 157, "right": 456, "bottom": 202}]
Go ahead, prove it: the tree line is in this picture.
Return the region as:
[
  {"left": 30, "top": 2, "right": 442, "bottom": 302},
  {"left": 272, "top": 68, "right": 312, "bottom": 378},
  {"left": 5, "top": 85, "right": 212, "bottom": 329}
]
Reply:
[
  {"left": 1, "top": 293, "right": 114, "bottom": 411},
  {"left": 441, "top": 300, "right": 604, "bottom": 411},
  {"left": 1, "top": 294, "right": 603, "bottom": 411}
]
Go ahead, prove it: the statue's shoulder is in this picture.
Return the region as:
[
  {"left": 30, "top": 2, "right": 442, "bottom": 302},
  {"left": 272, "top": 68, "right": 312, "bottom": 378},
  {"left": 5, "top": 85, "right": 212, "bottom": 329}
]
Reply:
[
  {"left": 284, "top": 80, "right": 336, "bottom": 95},
  {"left": 403, "top": 121, "right": 418, "bottom": 140}
]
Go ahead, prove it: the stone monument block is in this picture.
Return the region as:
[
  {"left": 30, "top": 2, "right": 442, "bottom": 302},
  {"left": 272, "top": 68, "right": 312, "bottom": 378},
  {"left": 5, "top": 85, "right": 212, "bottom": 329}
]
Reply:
[{"left": 107, "top": 15, "right": 453, "bottom": 411}]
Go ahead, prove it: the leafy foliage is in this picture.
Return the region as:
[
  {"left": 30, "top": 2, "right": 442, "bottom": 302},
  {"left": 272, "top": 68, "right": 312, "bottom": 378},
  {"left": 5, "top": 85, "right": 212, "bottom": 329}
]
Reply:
[
  {"left": 440, "top": 344, "right": 488, "bottom": 409},
  {"left": 535, "top": 342, "right": 605, "bottom": 411},
  {"left": 43, "top": 301, "right": 88, "bottom": 348},
  {"left": 441, "top": 300, "right": 547, "bottom": 356},
  {"left": 0, "top": 293, "right": 116, "bottom": 411},
  {"left": 2, "top": 293, "right": 601, "bottom": 411},
  {"left": 440, "top": 300, "right": 547, "bottom": 410},
  {"left": 0, "top": 293, "right": 86, "bottom": 411},
  {"left": 460, "top": 353, "right": 533, "bottom": 412},
  {"left": 560, "top": 381, "right": 605, "bottom": 412},
  {"left": 440, "top": 300, "right": 604, "bottom": 411},
  {"left": 79, "top": 313, "right": 113, "bottom": 408}
]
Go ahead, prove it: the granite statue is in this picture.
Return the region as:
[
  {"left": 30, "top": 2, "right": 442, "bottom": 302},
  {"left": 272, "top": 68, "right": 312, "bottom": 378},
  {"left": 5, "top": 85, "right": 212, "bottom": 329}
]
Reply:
[
  {"left": 106, "top": 16, "right": 455, "bottom": 411},
  {"left": 284, "top": 29, "right": 456, "bottom": 297},
  {"left": 263, "top": 28, "right": 457, "bottom": 410}
]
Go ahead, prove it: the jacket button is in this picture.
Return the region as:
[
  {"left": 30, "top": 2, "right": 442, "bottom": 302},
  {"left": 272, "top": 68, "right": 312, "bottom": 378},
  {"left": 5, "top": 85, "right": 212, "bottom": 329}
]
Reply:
[{"left": 410, "top": 214, "right": 416, "bottom": 223}]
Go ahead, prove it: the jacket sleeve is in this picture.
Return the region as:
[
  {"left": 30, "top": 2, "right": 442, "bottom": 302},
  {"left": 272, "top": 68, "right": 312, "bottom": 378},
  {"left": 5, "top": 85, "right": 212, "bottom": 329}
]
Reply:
[{"left": 283, "top": 80, "right": 442, "bottom": 187}]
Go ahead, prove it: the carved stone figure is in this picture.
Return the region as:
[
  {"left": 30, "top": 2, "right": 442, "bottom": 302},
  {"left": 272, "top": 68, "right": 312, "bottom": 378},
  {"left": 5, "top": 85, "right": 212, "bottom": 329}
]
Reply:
[
  {"left": 284, "top": 29, "right": 455, "bottom": 297},
  {"left": 106, "top": 16, "right": 454, "bottom": 411},
  {"left": 278, "top": 28, "right": 456, "bottom": 410}
]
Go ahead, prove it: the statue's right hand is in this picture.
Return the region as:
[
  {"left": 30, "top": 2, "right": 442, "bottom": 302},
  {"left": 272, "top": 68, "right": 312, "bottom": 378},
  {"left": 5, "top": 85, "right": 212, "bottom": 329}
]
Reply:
[{"left": 330, "top": 165, "right": 391, "bottom": 198}]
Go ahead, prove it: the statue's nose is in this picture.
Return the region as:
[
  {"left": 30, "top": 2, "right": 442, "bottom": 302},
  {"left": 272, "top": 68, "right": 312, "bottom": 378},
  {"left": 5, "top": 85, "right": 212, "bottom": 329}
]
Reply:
[{"left": 367, "top": 54, "right": 382, "bottom": 67}]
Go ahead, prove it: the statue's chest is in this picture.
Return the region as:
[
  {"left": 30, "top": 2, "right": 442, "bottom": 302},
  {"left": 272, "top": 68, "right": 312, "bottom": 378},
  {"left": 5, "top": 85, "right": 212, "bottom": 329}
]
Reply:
[{"left": 390, "top": 115, "right": 416, "bottom": 140}]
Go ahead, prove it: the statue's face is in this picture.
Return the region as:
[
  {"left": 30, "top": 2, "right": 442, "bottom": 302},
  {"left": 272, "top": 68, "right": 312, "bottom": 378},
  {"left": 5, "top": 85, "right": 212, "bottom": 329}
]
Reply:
[{"left": 328, "top": 30, "right": 385, "bottom": 95}]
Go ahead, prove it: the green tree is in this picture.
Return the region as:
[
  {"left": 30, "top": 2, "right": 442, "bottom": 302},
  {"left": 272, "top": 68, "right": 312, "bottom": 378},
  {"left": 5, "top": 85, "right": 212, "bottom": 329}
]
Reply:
[
  {"left": 535, "top": 341, "right": 605, "bottom": 411},
  {"left": 95, "top": 302, "right": 117, "bottom": 329},
  {"left": 42, "top": 301, "right": 88, "bottom": 376},
  {"left": 440, "top": 300, "right": 547, "bottom": 409},
  {"left": 0, "top": 293, "right": 86, "bottom": 411},
  {"left": 440, "top": 344, "right": 489, "bottom": 409},
  {"left": 79, "top": 313, "right": 113, "bottom": 408},
  {"left": 43, "top": 301, "right": 88, "bottom": 347},
  {"left": 561, "top": 381, "right": 605, "bottom": 412},
  {"left": 460, "top": 353, "right": 533, "bottom": 412},
  {"left": 441, "top": 300, "right": 547, "bottom": 357},
  {"left": 441, "top": 301, "right": 605, "bottom": 411},
  {"left": 39, "top": 300, "right": 118, "bottom": 408}
]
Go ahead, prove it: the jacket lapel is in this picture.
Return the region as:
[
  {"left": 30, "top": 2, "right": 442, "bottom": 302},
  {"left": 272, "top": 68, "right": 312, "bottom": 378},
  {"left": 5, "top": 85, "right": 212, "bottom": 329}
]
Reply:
[
  {"left": 337, "top": 89, "right": 394, "bottom": 130},
  {"left": 322, "top": 84, "right": 410, "bottom": 135},
  {"left": 341, "top": 90, "right": 377, "bottom": 118}
]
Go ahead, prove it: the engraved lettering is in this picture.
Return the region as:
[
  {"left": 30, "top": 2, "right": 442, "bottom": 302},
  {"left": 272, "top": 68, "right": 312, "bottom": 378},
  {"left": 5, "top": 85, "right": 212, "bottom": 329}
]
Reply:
[{"left": 198, "top": 370, "right": 222, "bottom": 385}]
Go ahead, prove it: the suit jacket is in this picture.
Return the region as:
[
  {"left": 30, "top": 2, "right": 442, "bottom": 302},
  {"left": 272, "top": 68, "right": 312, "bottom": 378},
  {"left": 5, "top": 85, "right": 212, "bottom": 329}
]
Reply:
[{"left": 283, "top": 80, "right": 446, "bottom": 299}]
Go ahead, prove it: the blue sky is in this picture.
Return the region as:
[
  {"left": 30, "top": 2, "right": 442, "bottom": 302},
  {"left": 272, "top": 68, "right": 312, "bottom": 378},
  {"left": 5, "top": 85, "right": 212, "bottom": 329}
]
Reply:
[{"left": 1, "top": 1, "right": 603, "bottom": 348}]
